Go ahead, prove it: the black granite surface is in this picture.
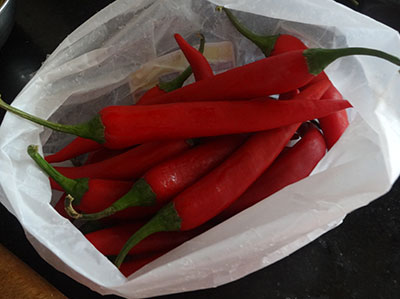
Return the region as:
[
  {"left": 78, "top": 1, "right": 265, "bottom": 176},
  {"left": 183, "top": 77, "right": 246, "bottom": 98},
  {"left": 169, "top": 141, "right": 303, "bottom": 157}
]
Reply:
[{"left": 1, "top": 0, "right": 400, "bottom": 298}]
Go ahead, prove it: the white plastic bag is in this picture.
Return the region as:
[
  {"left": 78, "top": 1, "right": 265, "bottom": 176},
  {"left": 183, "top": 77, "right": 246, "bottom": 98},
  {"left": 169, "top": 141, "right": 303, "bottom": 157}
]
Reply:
[{"left": 1, "top": 0, "right": 400, "bottom": 298}]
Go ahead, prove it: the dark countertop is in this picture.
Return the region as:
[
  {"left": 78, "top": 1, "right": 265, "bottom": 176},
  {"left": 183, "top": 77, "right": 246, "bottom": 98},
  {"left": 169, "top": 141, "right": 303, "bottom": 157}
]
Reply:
[{"left": 1, "top": 0, "right": 400, "bottom": 298}]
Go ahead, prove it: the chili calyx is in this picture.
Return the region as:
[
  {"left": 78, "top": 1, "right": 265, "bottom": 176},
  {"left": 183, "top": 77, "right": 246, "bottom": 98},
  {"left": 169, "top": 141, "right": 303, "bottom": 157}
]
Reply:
[
  {"left": 216, "top": 6, "right": 279, "bottom": 56},
  {"left": 65, "top": 178, "right": 156, "bottom": 220},
  {"left": 27, "top": 145, "right": 89, "bottom": 201},
  {"left": 114, "top": 201, "right": 181, "bottom": 268}
]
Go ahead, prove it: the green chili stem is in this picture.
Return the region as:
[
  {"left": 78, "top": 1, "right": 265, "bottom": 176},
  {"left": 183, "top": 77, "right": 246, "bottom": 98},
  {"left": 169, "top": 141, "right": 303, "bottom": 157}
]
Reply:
[
  {"left": 65, "top": 178, "right": 157, "bottom": 221},
  {"left": 0, "top": 96, "right": 105, "bottom": 143},
  {"left": 27, "top": 145, "right": 89, "bottom": 205},
  {"left": 114, "top": 202, "right": 182, "bottom": 268},
  {"left": 304, "top": 47, "right": 400, "bottom": 75},
  {"left": 217, "top": 6, "right": 279, "bottom": 56},
  {"left": 158, "top": 33, "right": 206, "bottom": 92}
]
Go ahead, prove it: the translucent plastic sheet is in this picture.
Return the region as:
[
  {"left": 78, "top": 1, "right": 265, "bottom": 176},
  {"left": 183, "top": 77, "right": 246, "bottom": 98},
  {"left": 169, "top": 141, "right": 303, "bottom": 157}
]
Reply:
[{"left": 0, "top": 0, "right": 399, "bottom": 297}]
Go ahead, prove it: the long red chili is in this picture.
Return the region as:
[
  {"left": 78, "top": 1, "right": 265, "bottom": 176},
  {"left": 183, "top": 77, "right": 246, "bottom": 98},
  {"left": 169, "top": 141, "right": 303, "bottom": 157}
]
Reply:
[
  {"left": 219, "top": 6, "right": 350, "bottom": 148},
  {"left": 65, "top": 135, "right": 247, "bottom": 220},
  {"left": 218, "top": 122, "right": 327, "bottom": 220},
  {"left": 135, "top": 47, "right": 398, "bottom": 107},
  {"left": 0, "top": 95, "right": 352, "bottom": 150},
  {"left": 112, "top": 76, "right": 333, "bottom": 267},
  {"left": 112, "top": 126, "right": 296, "bottom": 267},
  {"left": 50, "top": 139, "right": 193, "bottom": 190}
]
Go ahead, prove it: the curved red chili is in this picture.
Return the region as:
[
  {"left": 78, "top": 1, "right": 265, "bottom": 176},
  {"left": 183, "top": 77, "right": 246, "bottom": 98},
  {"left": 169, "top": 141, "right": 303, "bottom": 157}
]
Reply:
[
  {"left": 112, "top": 124, "right": 297, "bottom": 267},
  {"left": 45, "top": 137, "right": 102, "bottom": 163},
  {"left": 218, "top": 122, "right": 327, "bottom": 220},
  {"left": 111, "top": 76, "right": 332, "bottom": 267},
  {"left": 50, "top": 139, "right": 193, "bottom": 190},
  {"left": 0, "top": 96, "right": 352, "bottom": 151},
  {"left": 174, "top": 33, "right": 214, "bottom": 81},
  {"left": 66, "top": 135, "right": 246, "bottom": 220},
  {"left": 219, "top": 6, "right": 350, "bottom": 148}
]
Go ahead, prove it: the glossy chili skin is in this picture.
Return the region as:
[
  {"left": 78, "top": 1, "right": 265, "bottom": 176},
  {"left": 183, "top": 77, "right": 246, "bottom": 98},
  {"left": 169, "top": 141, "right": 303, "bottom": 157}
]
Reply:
[
  {"left": 220, "top": 6, "right": 350, "bottom": 148},
  {"left": 218, "top": 123, "right": 327, "bottom": 220},
  {"left": 174, "top": 33, "right": 214, "bottom": 82},
  {"left": 100, "top": 97, "right": 350, "bottom": 149},
  {"left": 112, "top": 78, "right": 347, "bottom": 267},
  {"left": 175, "top": 79, "right": 331, "bottom": 230},
  {"left": 50, "top": 139, "right": 192, "bottom": 190},
  {"left": 144, "top": 135, "right": 245, "bottom": 202},
  {"left": 45, "top": 137, "right": 102, "bottom": 163},
  {"left": 317, "top": 84, "right": 349, "bottom": 148},
  {"left": 67, "top": 135, "right": 247, "bottom": 221},
  {"left": 136, "top": 50, "right": 314, "bottom": 106}
]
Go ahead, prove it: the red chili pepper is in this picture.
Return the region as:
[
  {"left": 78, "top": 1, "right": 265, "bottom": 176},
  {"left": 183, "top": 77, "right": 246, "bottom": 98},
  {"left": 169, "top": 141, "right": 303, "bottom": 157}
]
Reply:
[
  {"left": 318, "top": 84, "right": 350, "bottom": 149},
  {"left": 111, "top": 75, "right": 333, "bottom": 267},
  {"left": 111, "top": 47, "right": 399, "bottom": 107},
  {"left": 137, "top": 33, "right": 207, "bottom": 103},
  {"left": 219, "top": 6, "right": 350, "bottom": 148},
  {"left": 112, "top": 124, "right": 298, "bottom": 267},
  {"left": 0, "top": 94, "right": 352, "bottom": 151},
  {"left": 65, "top": 135, "right": 246, "bottom": 220},
  {"left": 45, "top": 137, "right": 102, "bottom": 163},
  {"left": 49, "top": 139, "right": 192, "bottom": 190},
  {"left": 85, "top": 221, "right": 211, "bottom": 256},
  {"left": 218, "top": 122, "right": 327, "bottom": 220}
]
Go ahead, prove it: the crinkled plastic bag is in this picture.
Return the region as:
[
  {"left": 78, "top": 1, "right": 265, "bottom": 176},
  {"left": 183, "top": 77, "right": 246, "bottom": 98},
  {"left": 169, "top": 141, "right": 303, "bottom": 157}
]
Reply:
[{"left": 1, "top": 0, "right": 400, "bottom": 298}]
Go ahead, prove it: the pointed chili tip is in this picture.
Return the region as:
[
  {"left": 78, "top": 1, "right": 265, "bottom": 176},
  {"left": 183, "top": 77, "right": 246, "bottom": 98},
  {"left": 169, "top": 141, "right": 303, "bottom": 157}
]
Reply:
[{"left": 215, "top": 5, "right": 224, "bottom": 12}]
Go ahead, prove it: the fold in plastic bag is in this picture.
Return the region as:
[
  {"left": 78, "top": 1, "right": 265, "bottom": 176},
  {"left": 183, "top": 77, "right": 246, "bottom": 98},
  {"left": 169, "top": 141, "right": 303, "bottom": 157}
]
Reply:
[{"left": 0, "top": 0, "right": 399, "bottom": 298}]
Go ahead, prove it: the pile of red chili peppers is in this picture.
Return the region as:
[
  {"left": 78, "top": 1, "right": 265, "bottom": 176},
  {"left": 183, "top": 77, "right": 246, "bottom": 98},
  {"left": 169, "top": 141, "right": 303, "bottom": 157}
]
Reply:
[{"left": 1, "top": 6, "right": 400, "bottom": 277}]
